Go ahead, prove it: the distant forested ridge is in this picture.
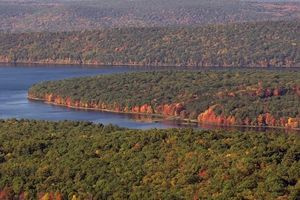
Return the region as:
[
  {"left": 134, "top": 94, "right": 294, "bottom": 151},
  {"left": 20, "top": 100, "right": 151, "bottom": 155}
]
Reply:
[
  {"left": 28, "top": 70, "right": 300, "bottom": 129},
  {"left": 0, "top": 0, "right": 299, "bottom": 32},
  {"left": 0, "top": 119, "right": 299, "bottom": 199},
  {"left": 1, "top": 21, "right": 299, "bottom": 67}
]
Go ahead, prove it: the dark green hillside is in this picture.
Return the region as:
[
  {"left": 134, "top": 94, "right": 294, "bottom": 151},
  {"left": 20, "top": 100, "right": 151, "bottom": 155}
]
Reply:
[
  {"left": 1, "top": 21, "right": 299, "bottom": 67},
  {"left": 0, "top": 119, "right": 299, "bottom": 199},
  {"left": 28, "top": 70, "right": 300, "bottom": 129}
]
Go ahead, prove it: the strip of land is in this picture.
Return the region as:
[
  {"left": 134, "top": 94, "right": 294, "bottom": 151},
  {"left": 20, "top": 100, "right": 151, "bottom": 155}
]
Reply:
[{"left": 28, "top": 70, "right": 300, "bottom": 130}]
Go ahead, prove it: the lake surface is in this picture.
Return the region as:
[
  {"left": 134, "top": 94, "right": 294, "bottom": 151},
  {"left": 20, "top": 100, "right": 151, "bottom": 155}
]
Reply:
[{"left": 0, "top": 64, "right": 203, "bottom": 129}]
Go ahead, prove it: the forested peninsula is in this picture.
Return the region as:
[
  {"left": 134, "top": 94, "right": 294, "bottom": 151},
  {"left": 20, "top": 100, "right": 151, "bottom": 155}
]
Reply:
[
  {"left": 0, "top": 119, "right": 299, "bottom": 199},
  {"left": 1, "top": 21, "right": 299, "bottom": 67},
  {"left": 28, "top": 70, "right": 300, "bottom": 129}
]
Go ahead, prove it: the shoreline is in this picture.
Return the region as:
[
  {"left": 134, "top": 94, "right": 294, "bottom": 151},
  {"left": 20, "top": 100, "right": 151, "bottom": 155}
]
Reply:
[
  {"left": 1, "top": 60, "right": 299, "bottom": 69},
  {"left": 28, "top": 96, "right": 300, "bottom": 131}
]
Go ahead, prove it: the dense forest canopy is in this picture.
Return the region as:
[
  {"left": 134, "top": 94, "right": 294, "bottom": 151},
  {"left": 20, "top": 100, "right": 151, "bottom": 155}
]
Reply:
[
  {"left": 0, "top": 119, "right": 299, "bottom": 199},
  {"left": 1, "top": 21, "right": 299, "bottom": 67},
  {"left": 1, "top": 1, "right": 300, "bottom": 199},
  {"left": 28, "top": 70, "right": 300, "bottom": 129},
  {"left": 0, "top": 0, "right": 299, "bottom": 32}
]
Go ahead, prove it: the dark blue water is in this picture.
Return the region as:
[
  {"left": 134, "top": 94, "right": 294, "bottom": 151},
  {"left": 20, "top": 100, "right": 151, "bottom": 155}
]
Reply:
[{"left": 0, "top": 64, "right": 193, "bottom": 129}]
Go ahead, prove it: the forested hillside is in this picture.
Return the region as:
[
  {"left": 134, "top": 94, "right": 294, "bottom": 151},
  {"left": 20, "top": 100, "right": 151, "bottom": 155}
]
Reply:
[
  {"left": 1, "top": 21, "right": 299, "bottom": 67},
  {"left": 28, "top": 70, "right": 300, "bottom": 129},
  {"left": 0, "top": 0, "right": 299, "bottom": 32},
  {"left": 0, "top": 119, "right": 299, "bottom": 199}
]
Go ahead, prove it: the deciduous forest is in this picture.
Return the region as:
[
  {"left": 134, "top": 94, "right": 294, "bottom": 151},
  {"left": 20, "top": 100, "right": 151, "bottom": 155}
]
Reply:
[
  {"left": 1, "top": 21, "right": 299, "bottom": 67},
  {"left": 0, "top": 119, "right": 299, "bottom": 199},
  {"left": 1, "top": 1, "right": 300, "bottom": 199},
  {"left": 0, "top": 0, "right": 299, "bottom": 32},
  {"left": 28, "top": 70, "right": 300, "bottom": 129}
]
